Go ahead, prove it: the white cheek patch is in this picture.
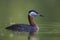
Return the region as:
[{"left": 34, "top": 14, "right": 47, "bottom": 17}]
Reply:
[{"left": 29, "top": 12, "right": 38, "bottom": 17}]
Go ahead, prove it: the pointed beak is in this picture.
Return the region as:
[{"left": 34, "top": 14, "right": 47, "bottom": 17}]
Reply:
[{"left": 38, "top": 14, "right": 44, "bottom": 17}]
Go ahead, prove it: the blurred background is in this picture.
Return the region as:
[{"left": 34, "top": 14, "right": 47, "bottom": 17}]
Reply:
[{"left": 0, "top": 0, "right": 60, "bottom": 40}]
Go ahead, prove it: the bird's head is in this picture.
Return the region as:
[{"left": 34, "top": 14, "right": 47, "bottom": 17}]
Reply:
[{"left": 28, "top": 10, "right": 44, "bottom": 17}]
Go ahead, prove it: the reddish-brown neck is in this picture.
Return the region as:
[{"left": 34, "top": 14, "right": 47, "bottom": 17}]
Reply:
[{"left": 28, "top": 15, "right": 36, "bottom": 26}]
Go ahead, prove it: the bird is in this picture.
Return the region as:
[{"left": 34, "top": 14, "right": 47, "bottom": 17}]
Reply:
[{"left": 5, "top": 10, "right": 44, "bottom": 32}]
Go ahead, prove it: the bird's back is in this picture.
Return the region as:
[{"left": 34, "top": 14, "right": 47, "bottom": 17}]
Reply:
[{"left": 6, "top": 24, "right": 37, "bottom": 32}]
